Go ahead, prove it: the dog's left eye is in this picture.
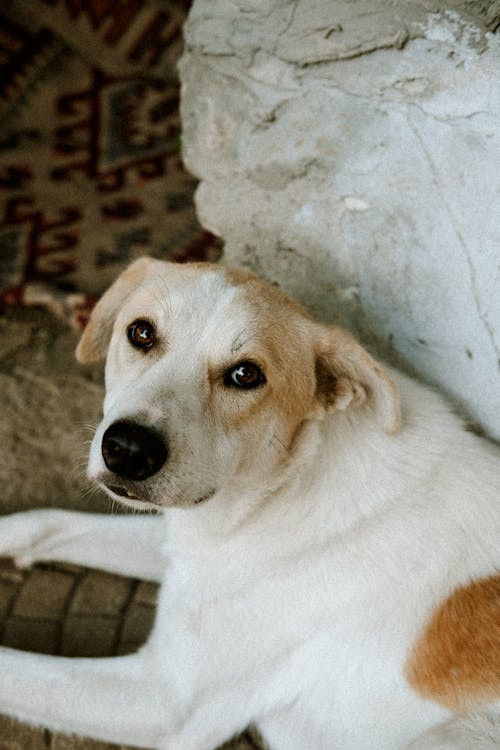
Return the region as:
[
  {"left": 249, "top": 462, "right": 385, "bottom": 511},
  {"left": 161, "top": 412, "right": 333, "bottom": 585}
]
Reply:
[
  {"left": 127, "top": 320, "right": 156, "bottom": 350},
  {"left": 224, "top": 361, "right": 265, "bottom": 389}
]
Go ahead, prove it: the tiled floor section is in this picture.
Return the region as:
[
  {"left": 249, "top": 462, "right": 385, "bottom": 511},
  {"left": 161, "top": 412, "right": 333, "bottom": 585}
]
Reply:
[{"left": 0, "top": 558, "right": 260, "bottom": 750}]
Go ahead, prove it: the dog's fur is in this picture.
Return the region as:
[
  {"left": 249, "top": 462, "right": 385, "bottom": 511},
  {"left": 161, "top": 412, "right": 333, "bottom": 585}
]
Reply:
[{"left": 0, "top": 257, "right": 498, "bottom": 749}]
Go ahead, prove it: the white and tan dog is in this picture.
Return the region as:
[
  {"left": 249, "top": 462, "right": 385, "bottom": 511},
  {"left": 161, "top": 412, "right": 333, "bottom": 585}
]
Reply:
[{"left": 0, "top": 257, "right": 498, "bottom": 749}]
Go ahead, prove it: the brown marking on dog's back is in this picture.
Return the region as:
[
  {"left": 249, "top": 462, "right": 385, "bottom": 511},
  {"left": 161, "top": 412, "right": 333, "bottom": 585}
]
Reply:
[{"left": 406, "top": 574, "right": 500, "bottom": 711}]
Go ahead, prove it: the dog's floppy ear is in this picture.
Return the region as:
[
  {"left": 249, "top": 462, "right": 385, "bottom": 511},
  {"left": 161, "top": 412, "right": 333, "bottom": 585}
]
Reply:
[
  {"left": 314, "top": 325, "right": 400, "bottom": 434},
  {"left": 76, "top": 257, "right": 155, "bottom": 364}
]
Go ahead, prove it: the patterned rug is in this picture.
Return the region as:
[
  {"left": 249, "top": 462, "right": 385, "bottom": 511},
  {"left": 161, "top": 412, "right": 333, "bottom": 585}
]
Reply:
[{"left": 0, "top": 0, "right": 222, "bottom": 329}]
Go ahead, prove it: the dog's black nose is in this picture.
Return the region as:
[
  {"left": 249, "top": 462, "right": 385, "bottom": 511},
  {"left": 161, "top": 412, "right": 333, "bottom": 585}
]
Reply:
[{"left": 101, "top": 420, "right": 167, "bottom": 481}]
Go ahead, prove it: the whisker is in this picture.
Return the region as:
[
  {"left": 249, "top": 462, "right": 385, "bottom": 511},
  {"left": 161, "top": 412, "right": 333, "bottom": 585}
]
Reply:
[{"left": 75, "top": 421, "right": 100, "bottom": 433}]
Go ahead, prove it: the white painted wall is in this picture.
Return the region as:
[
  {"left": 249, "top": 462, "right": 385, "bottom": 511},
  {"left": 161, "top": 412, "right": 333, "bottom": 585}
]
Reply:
[{"left": 180, "top": 2, "right": 500, "bottom": 438}]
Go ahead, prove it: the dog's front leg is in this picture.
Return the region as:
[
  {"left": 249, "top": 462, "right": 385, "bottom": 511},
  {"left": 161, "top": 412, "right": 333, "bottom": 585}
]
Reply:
[
  {"left": 0, "top": 510, "right": 167, "bottom": 580},
  {"left": 165, "top": 689, "right": 260, "bottom": 750},
  {"left": 0, "top": 645, "right": 177, "bottom": 748}
]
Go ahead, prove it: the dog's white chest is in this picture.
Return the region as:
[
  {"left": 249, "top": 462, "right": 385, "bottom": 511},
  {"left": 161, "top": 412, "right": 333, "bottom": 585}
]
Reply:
[{"left": 150, "top": 542, "right": 447, "bottom": 750}]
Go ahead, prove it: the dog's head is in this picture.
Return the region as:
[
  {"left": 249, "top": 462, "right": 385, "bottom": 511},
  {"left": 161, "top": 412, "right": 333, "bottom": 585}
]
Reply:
[{"left": 77, "top": 258, "right": 399, "bottom": 510}]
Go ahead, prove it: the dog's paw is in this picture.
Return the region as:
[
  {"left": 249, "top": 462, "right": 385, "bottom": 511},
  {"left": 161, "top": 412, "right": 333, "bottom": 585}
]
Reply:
[
  {"left": 11, "top": 550, "right": 37, "bottom": 570},
  {"left": 0, "top": 509, "right": 70, "bottom": 566}
]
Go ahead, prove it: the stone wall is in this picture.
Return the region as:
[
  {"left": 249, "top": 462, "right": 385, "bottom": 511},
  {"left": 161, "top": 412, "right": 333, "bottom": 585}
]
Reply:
[{"left": 179, "top": 0, "right": 500, "bottom": 439}]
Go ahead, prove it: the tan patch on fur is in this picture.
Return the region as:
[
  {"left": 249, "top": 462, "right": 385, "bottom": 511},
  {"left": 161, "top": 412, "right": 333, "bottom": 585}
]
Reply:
[
  {"left": 77, "top": 259, "right": 224, "bottom": 364},
  {"left": 225, "top": 267, "right": 400, "bottom": 434},
  {"left": 225, "top": 269, "right": 313, "bottom": 320},
  {"left": 406, "top": 574, "right": 500, "bottom": 711},
  {"left": 315, "top": 325, "right": 400, "bottom": 433},
  {"left": 213, "top": 270, "right": 318, "bottom": 452},
  {"left": 211, "top": 339, "right": 316, "bottom": 449},
  {"left": 76, "top": 256, "right": 155, "bottom": 363}
]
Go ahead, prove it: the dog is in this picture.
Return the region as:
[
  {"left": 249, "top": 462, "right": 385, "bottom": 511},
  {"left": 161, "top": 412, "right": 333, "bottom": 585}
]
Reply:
[{"left": 0, "top": 257, "right": 498, "bottom": 749}]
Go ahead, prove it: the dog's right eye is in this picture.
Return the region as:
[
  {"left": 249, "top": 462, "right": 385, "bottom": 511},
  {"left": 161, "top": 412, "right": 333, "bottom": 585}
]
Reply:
[
  {"left": 223, "top": 361, "right": 266, "bottom": 390},
  {"left": 127, "top": 320, "right": 156, "bottom": 350}
]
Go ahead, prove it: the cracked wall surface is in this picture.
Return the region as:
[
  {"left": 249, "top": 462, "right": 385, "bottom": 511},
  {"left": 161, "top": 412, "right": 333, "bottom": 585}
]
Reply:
[{"left": 180, "top": 0, "right": 500, "bottom": 439}]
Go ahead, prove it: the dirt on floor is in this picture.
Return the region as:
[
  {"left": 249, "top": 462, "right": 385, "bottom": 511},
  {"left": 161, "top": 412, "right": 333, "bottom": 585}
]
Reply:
[{"left": 0, "top": 305, "right": 261, "bottom": 750}]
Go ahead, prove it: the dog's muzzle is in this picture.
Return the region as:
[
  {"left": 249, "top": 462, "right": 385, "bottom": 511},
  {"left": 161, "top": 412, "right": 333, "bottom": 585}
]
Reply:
[{"left": 101, "top": 420, "right": 168, "bottom": 481}]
